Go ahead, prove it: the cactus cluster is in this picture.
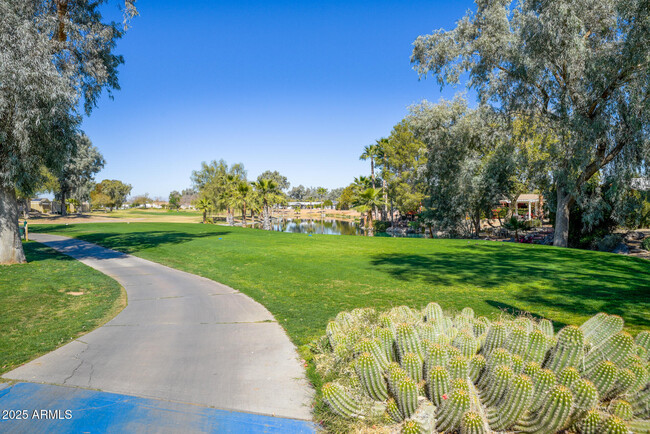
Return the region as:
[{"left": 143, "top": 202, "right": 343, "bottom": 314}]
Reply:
[{"left": 315, "top": 304, "right": 650, "bottom": 433}]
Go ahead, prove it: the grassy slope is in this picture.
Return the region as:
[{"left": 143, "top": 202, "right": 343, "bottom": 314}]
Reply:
[
  {"left": 0, "top": 242, "right": 125, "bottom": 375},
  {"left": 31, "top": 223, "right": 650, "bottom": 348}
]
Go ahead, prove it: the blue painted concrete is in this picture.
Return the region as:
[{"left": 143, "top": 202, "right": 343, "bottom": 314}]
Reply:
[{"left": 0, "top": 383, "right": 316, "bottom": 433}]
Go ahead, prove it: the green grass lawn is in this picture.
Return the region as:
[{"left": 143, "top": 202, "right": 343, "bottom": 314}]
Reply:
[
  {"left": 31, "top": 223, "right": 650, "bottom": 348},
  {"left": 0, "top": 242, "right": 125, "bottom": 376}
]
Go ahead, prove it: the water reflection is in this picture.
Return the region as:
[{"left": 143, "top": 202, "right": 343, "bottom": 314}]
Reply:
[
  {"left": 250, "top": 218, "right": 423, "bottom": 237},
  {"left": 270, "top": 218, "right": 362, "bottom": 235}
]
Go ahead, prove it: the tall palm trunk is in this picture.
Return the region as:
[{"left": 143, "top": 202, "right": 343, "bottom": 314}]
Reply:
[
  {"left": 0, "top": 186, "right": 26, "bottom": 264},
  {"left": 366, "top": 209, "right": 374, "bottom": 235},
  {"left": 202, "top": 210, "right": 207, "bottom": 224},
  {"left": 262, "top": 202, "right": 271, "bottom": 230},
  {"left": 241, "top": 203, "right": 247, "bottom": 228}
]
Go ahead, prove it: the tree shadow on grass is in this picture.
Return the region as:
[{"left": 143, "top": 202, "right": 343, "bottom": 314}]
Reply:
[
  {"left": 30, "top": 229, "right": 229, "bottom": 258},
  {"left": 370, "top": 243, "right": 650, "bottom": 329}
]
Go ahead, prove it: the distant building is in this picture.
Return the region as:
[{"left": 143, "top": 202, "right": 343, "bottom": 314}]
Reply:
[
  {"left": 30, "top": 198, "right": 51, "bottom": 213},
  {"left": 499, "top": 194, "right": 543, "bottom": 220}
]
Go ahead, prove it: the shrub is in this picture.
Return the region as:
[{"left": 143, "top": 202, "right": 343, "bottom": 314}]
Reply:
[
  {"left": 596, "top": 234, "right": 623, "bottom": 252},
  {"left": 642, "top": 237, "right": 650, "bottom": 251},
  {"left": 373, "top": 220, "right": 391, "bottom": 233},
  {"left": 314, "top": 304, "right": 650, "bottom": 433}
]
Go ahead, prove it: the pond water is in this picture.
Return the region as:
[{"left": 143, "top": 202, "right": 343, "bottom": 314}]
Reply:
[{"left": 252, "top": 218, "right": 423, "bottom": 237}]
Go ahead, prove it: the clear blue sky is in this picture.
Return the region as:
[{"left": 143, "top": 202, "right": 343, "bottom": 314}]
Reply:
[{"left": 84, "top": 0, "right": 476, "bottom": 198}]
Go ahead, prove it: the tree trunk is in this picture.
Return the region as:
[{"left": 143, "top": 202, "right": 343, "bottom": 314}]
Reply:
[
  {"left": 262, "top": 204, "right": 271, "bottom": 230},
  {"left": 202, "top": 210, "right": 207, "bottom": 224},
  {"left": 60, "top": 189, "right": 67, "bottom": 216},
  {"left": 382, "top": 179, "right": 388, "bottom": 220},
  {"left": 0, "top": 186, "right": 27, "bottom": 264},
  {"left": 366, "top": 209, "right": 374, "bottom": 235},
  {"left": 473, "top": 213, "right": 481, "bottom": 238},
  {"left": 242, "top": 204, "right": 247, "bottom": 228},
  {"left": 553, "top": 187, "right": 573, "bottom": 248}
]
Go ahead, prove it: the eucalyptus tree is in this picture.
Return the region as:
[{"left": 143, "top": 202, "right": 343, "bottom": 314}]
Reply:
[
  {"left": 411, "top": 0, "right": 650, "bottom": 247},
  {"left": 410, "top": 98, "right": 511, "bottom": 237},
  {"left": 288, "top": 185, "right": 306, "bottom": 201},
  {"left": 252, "top": 179, "right": 282, "bottom": 230},
  {"left": 0, "top": 0, "right": 136, "bottom": 263},
  {"left": 53, "top": 134, "right": 105, "bottom": 216}
]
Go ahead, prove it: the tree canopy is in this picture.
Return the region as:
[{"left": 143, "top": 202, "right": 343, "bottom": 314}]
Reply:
[
  {"left": 411, "top": 0, "right": 650, "bottom": 246},
  {"left": 0, "top": 0, "right": 136, "bottom": 263}
]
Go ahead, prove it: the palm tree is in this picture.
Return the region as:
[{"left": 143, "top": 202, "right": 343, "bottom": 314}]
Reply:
[
  {"left": 353, "top": 176, "right": 371, "bottom": 193},
  {"left": 353, "top": 187, "right": 386, "bottom": 233},
  {"left": 252, "top": 179, "right": 279, "bottom": 230},
  {"left": 234, "top": 182, "right": 251, "bottom": 227},
  {"left": 359, "top": 144, "right": 381, "bottom": 189},
  {"left": 196, "top": 198, "right": 212, "bottom": 224},
  {"left": 316, "top": 187, "right": 327, "bottom": 212},
  {"left": 220, "top": 174, "right": 239, "bottom": 226}
]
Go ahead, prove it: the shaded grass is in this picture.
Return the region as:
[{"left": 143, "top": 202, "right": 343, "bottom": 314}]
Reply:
[
  {"left": 31, "top": 223, "right": 650, "bottom": 346},
  {"left": 0, "top": 242, "right": 125, "bottom": 376}
]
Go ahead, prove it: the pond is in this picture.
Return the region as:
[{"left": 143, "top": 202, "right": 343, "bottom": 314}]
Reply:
[{"left": 252, "top": 218, "right": 424, "bottom": 237}]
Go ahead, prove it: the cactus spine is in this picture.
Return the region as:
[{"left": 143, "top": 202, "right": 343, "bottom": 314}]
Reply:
[
  {"left": 469, "top": 354, "right": 486, "bottom": 383},
  {"left": 482, "top": 322, "right": 507, "bottom": 355},
  {"left": 386, "top": 397, "right": 403, "bottom": 422},
  {"left": 396, "top": 323, "right": 423, "bottom": 360},
  {"left": 588, "top": 360, "right": 618, "bottom": 396},
  {"left": 600, "top": 415, "right": 631, "bottom": 434},
  {"left": 427, "top": 365, "right": 450, "bottom": 406},
  {"left": 318, "top": 306, "right": 650, "bottom": 432},
  {"left": 401, "top": 352, "right": 423, "bottom": 383},
  {"left": 355, "top": 352, "right": 388, "bottom": 401},
  {"left": 487, "top": 373, "right": 533, "bottom": 430},
  {"left": 424, "top": 302, "right": 444, "bottom": 323},
  {"left": 545, "top": 325, "right": 584, "bottom": 373},
  {"left": 461, "top": 411, "right": 488, "bottom": 434},
  {"left": 396, "top": 377, "right": 419, "bottom": 419},
  {"left": 436, "top": 388, "right": 470, "bottom": 432},
  {"left": 515, "top": 385, "right": 574, "bottom": 433},
  {"left": 322, "top": 382, "right": 361, "bottom": 418}
]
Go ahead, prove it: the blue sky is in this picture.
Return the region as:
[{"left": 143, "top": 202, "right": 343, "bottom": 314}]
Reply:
[{"left": 84, "top": 0, "right": 476, "bottom": 198}]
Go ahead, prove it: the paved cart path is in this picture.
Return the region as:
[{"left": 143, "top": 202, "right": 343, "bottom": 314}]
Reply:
[{"left": 3, "top": 233, "right": 313, "bottom": 426}]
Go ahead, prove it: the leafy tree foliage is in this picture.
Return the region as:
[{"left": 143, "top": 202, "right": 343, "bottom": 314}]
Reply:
[
  {"left": 252, "top": 179, "right": 283, "bottom": 230},
  {"left": 257, "top": 170, "right": 290, "bottom": 191},
  {"left": 411, "top": 0, "right": 650, "bottom": 246},
  {"left": 410, "top": 98, "right": 512, "bottom": 237},
  {"left": 353, "top": 188, "right": 386, "bottom": 232},
  {"left": 54, "top": 134, "right": 105, "bottom": 215},
  {"left": 168, "top": 190, "right": 181, "bottom": 210},
  {"left": 380, "top": 120, "right": 428, "bottom": 215},
  {"left": 91, "top": 179, "right": 132, "bottom": 211},
  {"left": 131, "top": 194, "right": 152, "bottom": 208},
  {"left": 191, "top": 160, "right": 247, "bottom": 223},
  {"left": 0, "top": 0, "right": 136, "bottom": 263},
  {"left": 336, "top": 185, "right": 357, "bottom": 210}
]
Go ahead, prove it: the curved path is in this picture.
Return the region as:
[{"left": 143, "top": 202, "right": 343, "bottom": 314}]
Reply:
[{"left": 3, "top": 233, "right": 313, "bottom": 422}]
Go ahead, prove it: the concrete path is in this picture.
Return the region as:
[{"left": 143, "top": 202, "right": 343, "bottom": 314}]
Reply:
[{"left": 3, "top": 234, "right": 313, "bottom": 424}]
